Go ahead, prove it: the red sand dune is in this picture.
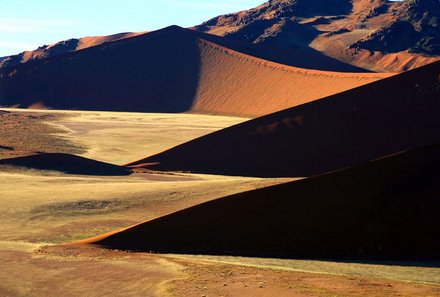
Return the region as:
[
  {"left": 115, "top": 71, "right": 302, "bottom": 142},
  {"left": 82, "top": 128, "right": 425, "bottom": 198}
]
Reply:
[
  {"left": 84, "top": 143, "right": 440, "bottom": 260},
  {"left": 128, "top": 60, "right": 440, "bottom": 177},
  {"left": 192, "top": 29, "right": 372, "bottom": 73},
  {"left": 0, "top": 26, "right": 390, "bottom": 117},
  {"left": 0, "top": 153, "right": 131, "bottom": 176}
]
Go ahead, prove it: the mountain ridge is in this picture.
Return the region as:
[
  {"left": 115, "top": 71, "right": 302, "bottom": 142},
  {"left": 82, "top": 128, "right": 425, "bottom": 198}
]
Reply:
[
  {"left": 0, "top": 32, "right": 144, "bottom": 69},
  {"left": 194, "top": 0, "right": 440, "bottom": 72}
]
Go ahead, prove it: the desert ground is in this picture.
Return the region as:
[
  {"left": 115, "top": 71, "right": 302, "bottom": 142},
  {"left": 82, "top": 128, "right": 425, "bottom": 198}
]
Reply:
[
  {"left": 1, "top": 1, "right": 439, "bottom": 296},
  {"left": 0, "top": 108, "right": 439, "bottom": 297}
]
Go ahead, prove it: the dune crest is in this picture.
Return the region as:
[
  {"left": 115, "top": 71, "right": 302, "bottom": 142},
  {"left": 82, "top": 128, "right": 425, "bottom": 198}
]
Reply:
[
  {"left": 85, "top": 143, "right": 440, "bottom": 260},
  {"left": 128, "top": 60, "right": 440, "bottom": 177},
  {"left": 0, "top": 26, "right": 391, "bottom": 117}
]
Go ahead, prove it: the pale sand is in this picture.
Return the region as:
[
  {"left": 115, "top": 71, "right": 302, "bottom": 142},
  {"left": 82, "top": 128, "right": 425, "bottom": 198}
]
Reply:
[{"left": 3, "top": 108, "right": 247, "bottom": 164}]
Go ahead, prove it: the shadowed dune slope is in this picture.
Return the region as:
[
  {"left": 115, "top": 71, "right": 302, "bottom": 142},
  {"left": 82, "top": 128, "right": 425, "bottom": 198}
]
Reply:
[
  {"left": 0, "top": 153, "right": 131, "bottom": 176},
  {"left": 128, "top": 60, "right": 440, "bottom": 177},
  {"left": 0, "top": 26, "right": 201, "bottom": 114},
  {"left": 0, "top": 26, "right": 389, "bottom": 117},
  {"left": 89, "top": 144, "right": 440, "bottom": 260}
]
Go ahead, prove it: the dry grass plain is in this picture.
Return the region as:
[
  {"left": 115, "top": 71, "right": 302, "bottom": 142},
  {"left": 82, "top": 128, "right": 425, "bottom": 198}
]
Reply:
[
  {"left": 0, "top": 108, "right": 246, "bottom": 164},
  {"left": 0, "top": 109, "right": 439, "bottom": 296}
]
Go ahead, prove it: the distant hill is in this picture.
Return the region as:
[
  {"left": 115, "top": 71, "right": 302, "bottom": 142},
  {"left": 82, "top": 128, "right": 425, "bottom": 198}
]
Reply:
[
  {"left": 0, "top": 32, "right": 143, "bottom": 69},
  {"left": 0, "top": 26, "right": 389, "bottom": 117},
  {"left": 127, "top": 60, "right": 440, "bottom": 177},
  {"left": 87, "top": 143, "right": 440, "bottom": 260},
  {"left": 195, "top": 0, "right": 440, "bottom": 72}
]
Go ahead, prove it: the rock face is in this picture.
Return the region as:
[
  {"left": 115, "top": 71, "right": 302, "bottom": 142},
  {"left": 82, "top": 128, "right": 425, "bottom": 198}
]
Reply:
[
  {"left": 350, "top": 21, "right": 424, "bottom": 53},
  {"left": 196, "top": 0, "right": 351, "bottom": 46},
  {"left": 352, "top": 0, "right": 440, "bottom": 55},
  {"left": 194, "top": 0, "right": 440, "bottom": 72}
]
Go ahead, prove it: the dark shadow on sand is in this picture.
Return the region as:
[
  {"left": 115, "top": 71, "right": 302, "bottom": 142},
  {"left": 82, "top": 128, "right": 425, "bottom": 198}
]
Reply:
[
  {"left": 94, "top": 144, "right": 440, "bottom": 261},
  {"left": 0, "top": 153, "right": 132, "bottom": 176},
  {"left": 0, "top": 26, "right": 201, "bottom": 113}
]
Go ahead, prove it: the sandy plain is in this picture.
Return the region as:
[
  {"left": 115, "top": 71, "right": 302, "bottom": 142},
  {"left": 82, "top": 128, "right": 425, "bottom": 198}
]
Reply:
[{"left": 0, "top": 109, "right": 439, "bottom": 296}]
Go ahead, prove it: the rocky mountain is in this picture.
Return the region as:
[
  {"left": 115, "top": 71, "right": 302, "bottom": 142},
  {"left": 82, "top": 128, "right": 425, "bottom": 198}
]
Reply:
[
  {"left": 194, "top": 0, "right": 440, "bottom": 72},
  {"left": 351, "top": 0, "right": 440, "bottom": 54}
]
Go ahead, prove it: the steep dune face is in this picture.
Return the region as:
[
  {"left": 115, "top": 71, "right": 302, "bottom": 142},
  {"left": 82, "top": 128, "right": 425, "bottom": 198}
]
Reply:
[
  {"left": 195, "top": 0, "right": 440, "bottom": 72},
  {"left": 192, "top": 29, "right": 371, "bottom": 72},
  {"left": 0, "top": 32, "right": 143, "bottom": 69},
  {"left": 0, "top": 26, "right": 389, "bottom": 117},
  {"left": 89, "top": 144, "right": 440, "bottom": 260},
  {"left": 190, "top": 37, "right": 389, "bottom": 116},
  {"left": 128, "top": 60, "right": 440, "bottom": 177}
]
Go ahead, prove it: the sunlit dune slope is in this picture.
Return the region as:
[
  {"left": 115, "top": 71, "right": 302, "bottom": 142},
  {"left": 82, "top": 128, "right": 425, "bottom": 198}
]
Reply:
[
  {"left": 128, "top": 60, "right": 440, "bottom": 177},
  {"left": 86, "top": 143, "right": 440, "bottom": 260},
  {"left": 0, "top": 26, "right": 390, "bottom": 117}
]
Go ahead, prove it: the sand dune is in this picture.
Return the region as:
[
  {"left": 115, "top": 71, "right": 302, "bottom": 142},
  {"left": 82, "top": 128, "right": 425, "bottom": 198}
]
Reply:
[
  {"left": 85, "top": 143, "right": 440, "bottom": 260},
  {"left": 189, "top": 37, "right": 390, "bottom": 116},
  {"left": 192, "top": 29, "right": 371, "bottom": 73},
  {"left": 128, "top": 60, "right": 440, "bottom": 177},
  {"left": 0, "top": 153, "right": 131, "bottom": 176},
  {"left": 0, "top": 28, "right": 371, "bottom": 72},
  {"left": 0, "top": 26, "right": 390, "bottom": 117}
]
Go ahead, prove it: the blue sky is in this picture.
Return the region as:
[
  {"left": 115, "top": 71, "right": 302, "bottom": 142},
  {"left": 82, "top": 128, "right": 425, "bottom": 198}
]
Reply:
[{"left": 0, "top": 0, "right": 262, "bottom": 57}]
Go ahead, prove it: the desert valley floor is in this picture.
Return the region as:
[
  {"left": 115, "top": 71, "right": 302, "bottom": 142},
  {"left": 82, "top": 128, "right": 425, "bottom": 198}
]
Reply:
[{"left": 0, "top": 108, "right": 439, "bottom": 297}]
